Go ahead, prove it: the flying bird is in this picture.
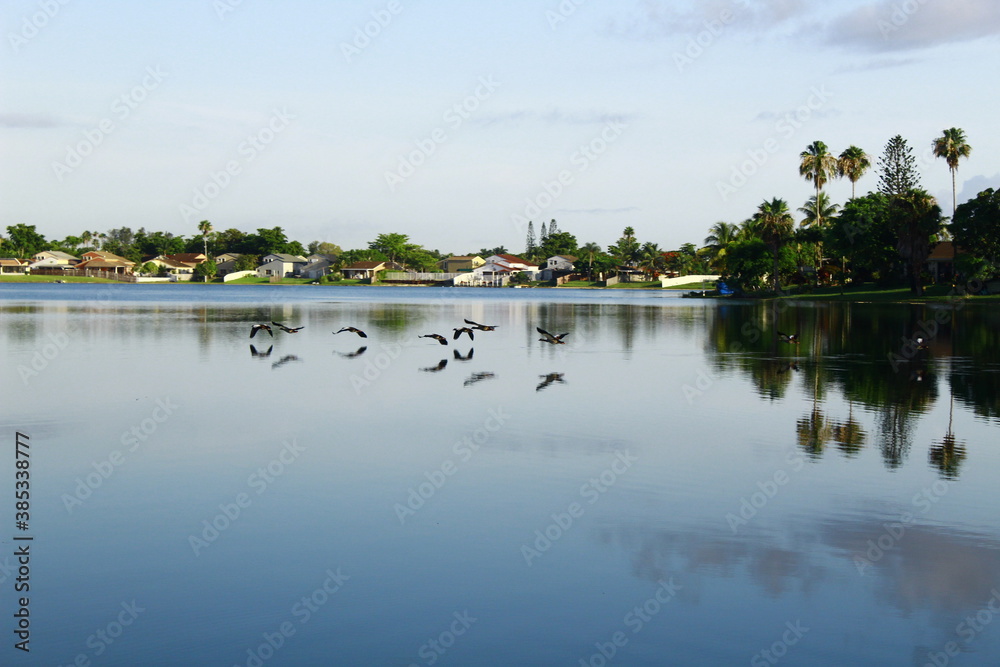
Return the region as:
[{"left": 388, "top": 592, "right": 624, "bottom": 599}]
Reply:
[
  {"left": 537, "top": 327, "right": 569, "bottom": 344},
  {"left": 335, "top": 346, "right": 368, "bottom": 359},
  {"left": 536, "top": 372, "right": 566, "bottom": 392},
  {"left": 453, "top": 348, "right": 474, "bottom": 362},
  {"left": 420, "top": 359, "right": 449, "bottom": 373},
  {"left": 272, "top": 321, "right": 304, "bottom": 333},
  {"left": 250, "top": 324, "right": 272, "bottom": 339},
  {"left": 249, "top": 344, "right": 273, "bottom": 358},
  {"left": 464, "top": 319, "right": 497, "bottom": 331},
  {"left": 420, "top": 334, "right": 448, "bottom": 345},
  {"left": 777, "top": 331, "right": 799, "bottom": 344},
  {"left": 453, "top": 327, "right": 475, "bottom": 341},
  {"left": 334, "top": 326, "right": 367, "bottom": 338}
]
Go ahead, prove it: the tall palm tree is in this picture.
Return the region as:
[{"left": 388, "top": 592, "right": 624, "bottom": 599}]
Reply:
[
  {"left": 799, "top": 141, "right": 838, "bottom": 226},
  {"left": 80, "top": 230, "right": 93, "bottom": 248},
  {"left": 754, "top": 198, "right": 795, "bottom": 292},
  {"left": 580, "top": 242, "right": 601, "bottom": 279},
  {"left": 889, "top": 189, "right": 943, "bottom": 296},
  {"left": 837, "top": 145, "right": 871, "bottom": 199},
  {"left": 197, "top": 220, "right": 213, "bottom": 257},
  {"left": 932, "top": 128, "right": 972, "bottom": 216}
]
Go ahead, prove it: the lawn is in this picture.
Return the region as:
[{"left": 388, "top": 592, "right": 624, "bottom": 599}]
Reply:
[{"left": 0, "top": 274, "right": 119, "bottom": 283}]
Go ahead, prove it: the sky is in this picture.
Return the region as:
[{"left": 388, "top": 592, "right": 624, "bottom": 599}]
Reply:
[{"left": 2, "top": 0, "right": 998, "bottom": 255}]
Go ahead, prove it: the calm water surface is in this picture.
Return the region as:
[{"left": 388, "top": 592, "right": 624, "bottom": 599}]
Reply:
[{"left": 1, "top": 284, "right": 998, "bottom": 666}]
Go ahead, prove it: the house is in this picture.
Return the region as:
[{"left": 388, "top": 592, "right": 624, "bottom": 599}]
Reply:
[
  {"left": 214, "top": 253, "right": 243, "bottom": 277},
  {"left": 145, "top": 256, "right": 195, "bottom": 276},
  {"left": 0, "top": 258, "right": 28, "bottom": 274},
  {"left": 546, "top": 255, "right": 577, "bottom": 272},
  {"left": 163, "top": 253, "right": 207, "bottom": 267},
  {"left": 299, "top": 254, "right": 339, "bottom": 280},
  {"left": 30, "top": 250, "right": 79, "bottom": 267},
  {"left": 256, "top": 253, "right": 309, "bottom": 278},
  {"left": 439, "top": 255, "right": 484, "bottom": 273},
  {"left": 340, "top": 260, "right": 405, "bottom": 280},
  {"left": 473, "top": 254, "right": 540, "bottom": 282},
  {"left": 485, "top": 254, "right": 538, "bottom": 271},
  {"left": 927, "top": 242, "right": 958, "bottom": 283},
  {"left": 76, "top": 251, "right": 135, "bottom": 274}
]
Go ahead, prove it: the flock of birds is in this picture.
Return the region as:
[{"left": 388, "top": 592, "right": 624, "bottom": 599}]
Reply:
[{"left": 246, "top": 319, "right": 569, "bottom": 390}]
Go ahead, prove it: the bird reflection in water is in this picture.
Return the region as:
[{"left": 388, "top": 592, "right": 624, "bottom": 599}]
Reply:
[
  {"left": 453, "top": 348, "right": 474, "bottom": 362},
  {"left": 421, "top": 359, "right": 448, "bottom": 373},
  {"left": 249, "top": 344, "right": 273, "bottom": 359},
  {"left": 335, "top": 346, "right": 368, "bottom": 359},
  {"left": 271, "top": 354, "right": 301, "bottom": 370},
  {"left": 536, "top": 372, "right": 566, "bottom": 392},
  {"left": 463, "top": 372, "right": 495, "bottom": 387}
]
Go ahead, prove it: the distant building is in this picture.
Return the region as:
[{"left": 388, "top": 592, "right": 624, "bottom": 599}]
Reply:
[
  {"left": 256, "top": 253, "right": 309, "bottom": 278},
  {"left": 214, "top": 253, "right": 243, "bottom": 277},
  {"left": 30, "top": 250, "right": 79, "bottom": 267},
  {"left": 76, "top": 251, "right": 135, "bottom": 274},
  {"left": 0, "top": 258, "right": 28, "bottom": 274},
  {"left": 340, "top": 260, "right": 405, "bottom": 280},
  {"left": 546, "top": 255, "right": 577, "bottom": 272},
  {"left": 299, "top": 254, "right": 339, "bottom": 280},
  {"left": 439, "top": 255, "right": 484, "bottom": 273}
]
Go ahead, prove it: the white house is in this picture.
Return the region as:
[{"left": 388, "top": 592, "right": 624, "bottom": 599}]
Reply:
[
  {"left": 546, "top": 255, "right": 577, "bottom": 272},
  {"left": 30, "top": 250, "right": 79, "bottom": 267},
  {"left": 256, "top": 253, "right": 309, "bottom": 278},
  {"left": 473, "top": 254, "right": 540, "bottom": 282}
]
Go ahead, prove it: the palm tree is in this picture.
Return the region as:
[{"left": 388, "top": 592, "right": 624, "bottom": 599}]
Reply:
[
  {"left": 797, "top": 193, "right": 839, "bottom": 228},
  {"left": 799, "top": 141, "right": 838, "bottom": 226},
  {"left": 932, "top": 128, "right": 972, "bottom": 216},
  {"left": 837, "top": 145, "right": 871, "bottom": 199},
  {"left": 580, "top": 242, "right": 601, "bottom": 279},
  {"left": 890, "top": 189, "right": 943, "bottom": 296},
  {"left": 704, "top": 221, "right": 738, "bottom": 273},
  {"left": 80, "top": 230, "right": 93, "bottom": 248},
  {"left": 639, "top": 242, "right": 662, "bottom": 279},
  {"left": 197, "top": 220, "right": 213, "bottom": 257},
  {"left": 754, "top": 198, "right": 795, "bottom": 292}
]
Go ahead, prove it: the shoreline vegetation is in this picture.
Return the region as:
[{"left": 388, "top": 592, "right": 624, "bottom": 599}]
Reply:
[{"left": 2, "top": 275, "right": 997, "bottom": 302}]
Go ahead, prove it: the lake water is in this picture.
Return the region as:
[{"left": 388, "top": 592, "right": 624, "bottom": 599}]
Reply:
[{"left": 2, "top": 284, "right": 999, "bottom": 666}]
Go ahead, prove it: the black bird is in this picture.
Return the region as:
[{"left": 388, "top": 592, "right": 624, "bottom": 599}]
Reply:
[
  {"left": 536, "top": 372, "right": 566, "bottom": 392},
  {"left": 453, "top": 348, "right": 474, "bottom": 362},
  {"left": 777, "top": 331, "right": 799, "bottom": 344},
  {"left": 249, "top": 344, "right": 273, "bottom": 358},
  {"left": 271, "top": 354, "right": 300, "bottom": 370},
  {"left": 335, "top": 346, "right": 368, "bottom": 359},
  {"left": 334, "top": 326, "right": 367, "bottom": 338},
  {"left": 453, "top": 327, "right": 475, "bottom": 341},
  {"left": 250, "top": 323, "right": 272, "bottom": 338},
  {"left": 464, "top": 372, "right": 496, "bottom": 387},
  {"left": 537, "top": 327, "right": 569, "bottom": 344},
  {"left": 420, "top": 359, "right": 448, "bottom": 373},
  {"left": 421, "top": 334, "right": 448, "bottom": 346},
  {"left": 464, "top": 318, "right": 497, "bottom": 331},
  {"left": 272, "top": 321, "right": 304, "bottom": 333},
  {"left": 914, "top": 335, "right": 929, "bottom": 351}
]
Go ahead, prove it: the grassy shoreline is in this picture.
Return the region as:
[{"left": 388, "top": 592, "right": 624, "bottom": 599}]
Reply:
[{"left": 3, "top": 275, "right": 996, "bottom": 302}]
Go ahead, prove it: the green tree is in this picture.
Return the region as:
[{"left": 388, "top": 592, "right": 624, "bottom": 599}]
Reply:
[
  {"left": 235, "top": 254, "right": 260, "bottom": 272},
  {"left": 525, "top": 221, "right": 537, "bottom": 260},
  {"left": 609, "top": 226, "right": 641, "bottom": 269},
  {"left": 799, "top": 141, "right": 838, "bottom": 227},
  {"left": 193, "top": 259, "right": 218, "bottom": 282},
  {"left": 798, "top": 192, "right": 839, "bottom": 228},
  {"left": 837, "top": 145, "right": 871, "bottom": 199},
  {"left": 338, "top": 248, "right": 388, "bottom": 266},
  {"left": 639, "top": 242, "right": 663, "bottom": 279},
  {"left": 890, "top": 189, "right": 943, "bottom": 296},
  {"left": 368, "top": 233, "right": 413, "bottom": 265},
  {"left": 878, "top": 135, "right": 920, "bottom": 197},
  {"left": 704, "top": 221, "right": 738, "bottom": 271},
  {"left": 197, "top": 220, "right": 213, "bottom": 257},
  {"left": 754, "top": 198, "right": 795, "bottom": 291},
  {"left": 932, "top": 128, "right": 972, "bottom": 216},
  {"left": 5, "top": 223, "right": 48, "bottom": 257},
  {"left": 538, "top": 231, "right": 578, "bottom": 259},
  {"left": 214, "top": 228, "right": 248, "bottom": 255},
  {"left": 951, "top": 188, "right": 1000, "bottom": 270},
  {"left": 579, "top": 241, "right": 602, "bottom": 279},
  {"left": 825, "top": 193, "right": 898, "bottom": 283}
]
